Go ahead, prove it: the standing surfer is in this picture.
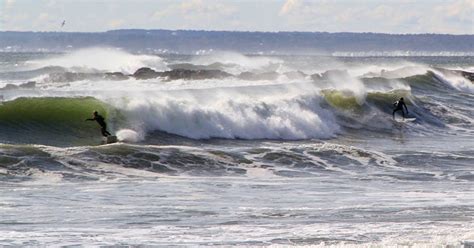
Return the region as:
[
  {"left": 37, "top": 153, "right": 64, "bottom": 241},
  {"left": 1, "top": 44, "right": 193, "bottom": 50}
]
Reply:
[
  {"left": 86, "top": 111, "right": 111, "bottom": 137},
  {"left": 392, "top": 97, "right": 409, "bottom": 120}
]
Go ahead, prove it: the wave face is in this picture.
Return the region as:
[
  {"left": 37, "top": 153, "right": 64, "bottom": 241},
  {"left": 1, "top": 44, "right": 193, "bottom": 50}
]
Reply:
[{"left": 0, "top": 97, "right": 121, "bottom": 146}]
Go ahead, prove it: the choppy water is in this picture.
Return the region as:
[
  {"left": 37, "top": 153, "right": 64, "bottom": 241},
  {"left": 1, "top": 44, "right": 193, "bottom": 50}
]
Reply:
[{"left": 0, "top": 49, "right": 473, "bottom": 246}]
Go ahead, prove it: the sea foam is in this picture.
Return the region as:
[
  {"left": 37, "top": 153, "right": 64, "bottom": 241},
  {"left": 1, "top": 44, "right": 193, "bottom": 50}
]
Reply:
[
  {"left": 108, "top": 84, "right": 340, "bottom": 140},
  {"left": 28, "top": 47, "right": 168, "bottom": 74}
]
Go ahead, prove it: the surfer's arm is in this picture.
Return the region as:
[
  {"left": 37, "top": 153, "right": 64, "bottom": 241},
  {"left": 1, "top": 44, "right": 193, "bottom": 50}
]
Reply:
[{"left": 403, "top": 103, "right": 408, "bottom": 113}]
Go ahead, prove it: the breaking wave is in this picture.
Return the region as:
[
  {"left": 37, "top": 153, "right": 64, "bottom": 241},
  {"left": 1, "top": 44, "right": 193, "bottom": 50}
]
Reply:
[
  {"left": 27, "top": 47, "right": 168, "bottom": 74},
  {"left": 0, "top": 50, "right": 472, "bottom": 146},
  {"left": 0, "top": 73, "right": 471, "bottom": 146}
]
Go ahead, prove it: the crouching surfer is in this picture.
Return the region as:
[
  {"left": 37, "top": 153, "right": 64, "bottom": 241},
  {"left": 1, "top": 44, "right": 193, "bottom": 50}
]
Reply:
[
  {"left": 86, "top": 111, "right": 111, "bottom": 137},
  {"left": 392, "top": 97, "right": 409, "bottom": 120}
]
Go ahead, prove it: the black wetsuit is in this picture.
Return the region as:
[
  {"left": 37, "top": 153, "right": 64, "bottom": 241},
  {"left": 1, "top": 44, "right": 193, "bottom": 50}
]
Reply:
[
  {"left": 392, "top": 100, "right": 408, "bottom": 119},
  {"left": 86, "top": 115, "right": 111, "bottom": 137}
]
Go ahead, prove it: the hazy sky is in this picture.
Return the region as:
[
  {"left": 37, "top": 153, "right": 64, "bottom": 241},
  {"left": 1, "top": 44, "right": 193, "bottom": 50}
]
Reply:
[{"left": 1, "top": 0, "right": 473, "bottom": 34}]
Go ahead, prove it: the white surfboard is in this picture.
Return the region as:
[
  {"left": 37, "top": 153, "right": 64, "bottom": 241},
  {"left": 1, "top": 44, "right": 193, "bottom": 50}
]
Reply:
[
  {"left": 102, "top": 135, "right": 118, "bottom": 144},
  {"left": 394, "top": 117, "right": 416, "bottom": 123}
]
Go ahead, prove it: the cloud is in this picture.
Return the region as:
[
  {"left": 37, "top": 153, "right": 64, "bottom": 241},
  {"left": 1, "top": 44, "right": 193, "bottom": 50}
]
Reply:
[
  {"left": 151, "top": 0, "right": 236, "bottom": 19},
  {"left": 30, "top": 12, "right": 62, "bottom": 30},
  {"left": 279, "top": 0, "right": 300, "bottom": 15},
  {"left": 179, "top": 0, "right": 236, "bottom": 17},
  {"left": 2, "top": 0, "right": 472, "bottom": 34},
  {"left": 180, "top": 0, "right": 204, "bottom": 13},
  {"left": 150, "top": 0, "right": 237, "bottom": 29},
  {"left": 108, "top": 19, "right": 125, "bottom": 29},
  {"left": 277, "top": 0, "right": 473, "bottom": 34},
  {"left": 46, "top": 0, "right": 58, "bottom": 8},
  {"left": 5, "top": 0, "right": 15, "bottom": 8},
  {"left": 38, "top": 13, "right": 50, "bottom": 22},
  {"left": 437, "top": 0, "right": 474, "bottom": 22}
]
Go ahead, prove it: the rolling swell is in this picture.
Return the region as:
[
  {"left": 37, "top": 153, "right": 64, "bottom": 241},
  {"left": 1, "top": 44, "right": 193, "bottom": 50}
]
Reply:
[
  {"left": 2, "top": 142, "right": 472, "bottom": 182},
  {"left": 0, "top": 66, "right": 67, "bottom": 81}
]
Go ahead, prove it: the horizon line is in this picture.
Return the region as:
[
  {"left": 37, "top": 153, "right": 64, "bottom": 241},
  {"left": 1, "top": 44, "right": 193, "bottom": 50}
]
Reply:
[{"left": 1, "top": 29, "right": 473, "bottom": 36}]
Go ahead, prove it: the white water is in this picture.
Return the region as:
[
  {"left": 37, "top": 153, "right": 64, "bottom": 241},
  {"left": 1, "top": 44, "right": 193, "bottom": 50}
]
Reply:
[
  {"left": 433, "top": 70, "right": 474, "bottom": 93},
  {"left": 27, "top": 47, "right": 168, "bottom": 74},
  {"left": 190, "top": 51, "right": 285, "bottom": 74},
  {"left": 1, "top": 173, "right": 473, "bottom": 246},
  {"left": 116, "top": 129, "right": 143, "bottom": 142},
  {"left": 107, "top": 84, "right": 339, "bottom": 140}
]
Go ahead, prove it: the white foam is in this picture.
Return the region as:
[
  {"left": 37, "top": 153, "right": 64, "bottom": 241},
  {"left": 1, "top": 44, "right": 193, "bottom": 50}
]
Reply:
[
  {"left": 190, "top": 51, "right": 284, "bottom": 74},
  {"left": 106, "top": 84, "right": 339, "bottom": 140},
  {"left": 433, "top": 70, "right": 474, "bottom": 93},
  {"left": 351, "top": 64, "right": 426, "bottom": 79},
  {"left": 326, "top": 71, "right": 368, "bottom": 105},
  {"left": 116, "top": 129, "right": 143, "bottom": 143},
  {"left": 28, "top": 47, "right": 168, "bottom": 74}
]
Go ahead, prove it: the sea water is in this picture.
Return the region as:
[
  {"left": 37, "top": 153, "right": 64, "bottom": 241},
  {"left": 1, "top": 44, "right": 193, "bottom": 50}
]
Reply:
[{"left": 0, "top": 49, "right": 473, "bottom": 246}]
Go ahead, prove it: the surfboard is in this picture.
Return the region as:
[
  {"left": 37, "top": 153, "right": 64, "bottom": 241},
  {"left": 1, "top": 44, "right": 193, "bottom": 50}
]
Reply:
[
  {"left": 102, "top": 135, "right": 118, "bottom": 144},
  {"left": 394, "top": 117, "right": 416, "bottom": 123}
]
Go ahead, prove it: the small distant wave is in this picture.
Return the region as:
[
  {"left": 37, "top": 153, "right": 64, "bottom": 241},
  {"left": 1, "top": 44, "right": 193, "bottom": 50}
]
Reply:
[
  {"left": 0, "top": 66, "right": 66, "bottom": 81},
  {"left": 331, "top": 51, "right": 474, "bottom": 57}
]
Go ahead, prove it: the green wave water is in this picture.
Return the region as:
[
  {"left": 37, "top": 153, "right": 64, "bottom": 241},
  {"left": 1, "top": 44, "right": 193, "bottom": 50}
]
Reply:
[{"left": 0, "top": 97, "right": 120, "bottom": 146}]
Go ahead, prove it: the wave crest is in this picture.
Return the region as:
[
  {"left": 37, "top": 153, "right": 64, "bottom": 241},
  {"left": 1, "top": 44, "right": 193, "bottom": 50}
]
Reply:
[{"left": 27, "top": 47, "right": 168, "bottom": 74}]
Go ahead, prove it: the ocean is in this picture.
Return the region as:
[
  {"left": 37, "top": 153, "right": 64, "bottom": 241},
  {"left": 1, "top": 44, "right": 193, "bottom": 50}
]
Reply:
[{"left": 0, "top": 48, "right": 473, "bottom": 246}]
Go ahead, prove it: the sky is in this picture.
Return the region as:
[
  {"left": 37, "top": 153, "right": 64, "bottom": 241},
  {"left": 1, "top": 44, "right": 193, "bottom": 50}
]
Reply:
[{"left": 0, "top": 0, "right": 473, "bottom": 34}]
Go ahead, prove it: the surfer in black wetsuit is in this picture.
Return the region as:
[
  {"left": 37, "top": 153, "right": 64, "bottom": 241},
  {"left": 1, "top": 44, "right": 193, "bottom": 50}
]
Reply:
[
  {"left": 86, "top": 111, "right": 111, "bottom": 137},
  {"left": 392, "top": 97, "right": 409, "bottom": 120}
]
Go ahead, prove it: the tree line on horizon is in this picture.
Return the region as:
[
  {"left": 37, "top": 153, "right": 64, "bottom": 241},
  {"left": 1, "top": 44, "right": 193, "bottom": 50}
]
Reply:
[{"left": 0, "top": 29, "right": 472, "bottom": 54}]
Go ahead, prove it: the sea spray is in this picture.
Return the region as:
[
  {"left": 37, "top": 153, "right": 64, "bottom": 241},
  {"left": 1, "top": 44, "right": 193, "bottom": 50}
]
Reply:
[
  {"left": 190, "top": 51, "right": 285, "bottom": 74},
  {"left": 27, "top": 47, "right": 168, "bottom": 74},
  {"left": 432, "top": 70, "right": 474, "bottom": 93},
  {"left": 109, "top": 84, "right": 340, "bottom": 140},
  {"left": 116, "top": 129, "right": 143, "bottom": 143}
]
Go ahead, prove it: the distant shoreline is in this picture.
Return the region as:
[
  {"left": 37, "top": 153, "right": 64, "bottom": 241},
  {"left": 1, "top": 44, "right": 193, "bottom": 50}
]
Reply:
[
  {"left": 2, "top": 29, "right": 474, "bottom": 36},
  {"left": 1, "top": 29, "right": 472, "bottom": 54}
]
